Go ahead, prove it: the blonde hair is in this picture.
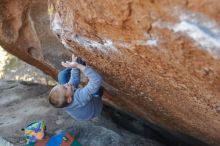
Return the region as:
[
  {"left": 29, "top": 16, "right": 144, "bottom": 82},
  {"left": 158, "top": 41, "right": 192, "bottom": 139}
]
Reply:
[{"left": 48, "top": 85, "right": 68, "bottom": 108}]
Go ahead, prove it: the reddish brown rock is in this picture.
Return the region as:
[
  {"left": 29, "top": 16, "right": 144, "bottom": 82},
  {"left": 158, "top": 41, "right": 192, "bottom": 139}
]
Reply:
[
  {"left": 0, "top": 0, "right": 70, "bottom": 79},
  {"left": 1, "top": 0, "right": 220, "bottom": 145},
  {"left": 48, "top": 0, "right": 220, "bottom": 145}
]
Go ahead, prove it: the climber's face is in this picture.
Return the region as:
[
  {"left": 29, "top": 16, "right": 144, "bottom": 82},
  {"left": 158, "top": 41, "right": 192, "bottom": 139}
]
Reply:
[{"left": 63, "top": 84, "right": 73, "bottom": 103}]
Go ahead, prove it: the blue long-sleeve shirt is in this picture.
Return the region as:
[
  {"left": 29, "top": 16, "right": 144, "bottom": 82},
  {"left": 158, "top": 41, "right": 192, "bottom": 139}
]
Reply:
[
  {"left": 65, "top": 67, "right": 103, "bottom": 120},
  {"left": 68, "top": 68, "right": 80, "bottom": 88}
]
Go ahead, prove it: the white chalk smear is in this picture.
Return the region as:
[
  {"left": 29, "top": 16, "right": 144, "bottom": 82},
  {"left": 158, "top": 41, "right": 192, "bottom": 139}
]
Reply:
[
  {"left": 116, "top": 41, "right": 131, "bottom": 48},
  {"left": 51, "top": 12, "right": 62, "bottom": 34},
  {"left": 174, "top": 20, "right": 220, "bottom": 52},
  {"left": 146, "top": 38, "right": 158, "bottom": 46},
  {"left": 153, "top": 8, "right": 220, "bottom": 58},
  {"left": 51, "top": 12, "right": 118, "bottom": 53},
  {"left": 116, "top": 37, "right": 158, "bottom": 49},
  {"left": 72, "top": 35, "right": 118, "bottom": 53},
  {"left": 51, "top": 12, "right": 159, "bottom": 53}
]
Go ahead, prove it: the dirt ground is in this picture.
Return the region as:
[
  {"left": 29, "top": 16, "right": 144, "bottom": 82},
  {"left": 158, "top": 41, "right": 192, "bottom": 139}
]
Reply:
[{"left": 0, "top": 80, "right": 163, "bottom": 146}]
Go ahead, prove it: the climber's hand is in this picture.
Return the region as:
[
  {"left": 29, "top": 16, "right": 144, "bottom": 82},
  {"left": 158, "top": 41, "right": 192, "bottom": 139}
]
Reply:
[
  {"left": 61, "top": 53, "right": 80, "bottom": 68},
  {"left": 61, "top": 61, "right": 78, "bottom": 68}
]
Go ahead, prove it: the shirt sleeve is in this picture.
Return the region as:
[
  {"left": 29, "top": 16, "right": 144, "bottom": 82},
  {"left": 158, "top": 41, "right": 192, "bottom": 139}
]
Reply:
[
  {"left": 68, "top": 68, "right": 80, "bottom": 88},
  {"left": 74, "top": 67, "right": 102, "bottom": 106}
]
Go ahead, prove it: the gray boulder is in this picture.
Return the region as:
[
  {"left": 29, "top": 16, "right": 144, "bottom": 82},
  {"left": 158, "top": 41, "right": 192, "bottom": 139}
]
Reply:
[{"left": 0, "top": 80, "right": 163, "bottom": 146}]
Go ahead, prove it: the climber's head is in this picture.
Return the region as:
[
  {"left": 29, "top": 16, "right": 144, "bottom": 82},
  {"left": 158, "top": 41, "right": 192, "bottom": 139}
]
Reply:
[{"left": 48, "top": 84, "right": 73, "bottom": 108}]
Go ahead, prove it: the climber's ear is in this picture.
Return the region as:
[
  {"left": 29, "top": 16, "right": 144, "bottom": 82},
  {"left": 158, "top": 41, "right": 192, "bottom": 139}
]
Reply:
[{"left": 67, "top": 96, "right": 72, "bottom": 103}]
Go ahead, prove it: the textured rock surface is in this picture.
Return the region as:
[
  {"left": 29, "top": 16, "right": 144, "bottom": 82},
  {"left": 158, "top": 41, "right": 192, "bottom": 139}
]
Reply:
[
  {"left": 49, "top": 0, "right": 220, "bottom": 145},
  {"left": 0, "top": 0, "right": 220, "bottom": 145},
  {"left": 0, "top": 0, "right": 70, "bottom": 79}
]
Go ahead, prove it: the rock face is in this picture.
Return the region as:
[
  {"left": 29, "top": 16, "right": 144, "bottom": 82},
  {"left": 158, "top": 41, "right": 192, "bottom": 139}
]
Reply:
[
  {"left": 1, "top": 0, "right": 220, "bottom": 145},
  {"left": 0, "top": 0, "right": 70, "bottom": 79}
]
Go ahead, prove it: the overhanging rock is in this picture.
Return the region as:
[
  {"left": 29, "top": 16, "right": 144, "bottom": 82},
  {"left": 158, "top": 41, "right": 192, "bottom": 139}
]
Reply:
[
  {"left": 0, "top": 0, "right": 220, "bottom": 145},
  {"left": 49, "top": 0, "right": 220, "bottom": 145},
  {"left": 0, "top": 0, "right": 70, "bottom": 79}
]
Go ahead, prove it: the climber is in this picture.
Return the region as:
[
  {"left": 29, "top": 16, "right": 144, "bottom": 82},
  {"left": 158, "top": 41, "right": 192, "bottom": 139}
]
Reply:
[{"left": 48, "top": 54, "right": 103, "bottom": 121}]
